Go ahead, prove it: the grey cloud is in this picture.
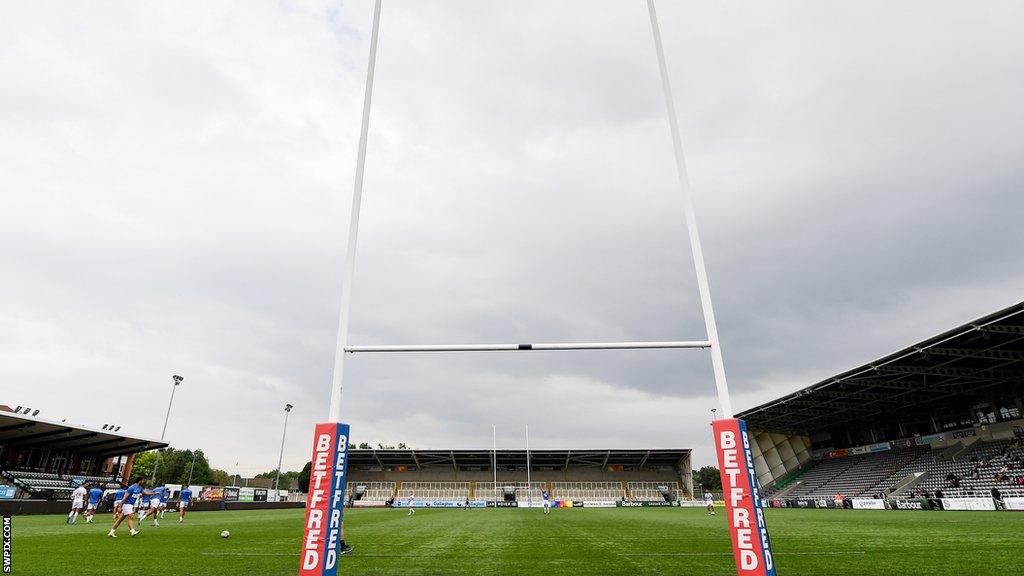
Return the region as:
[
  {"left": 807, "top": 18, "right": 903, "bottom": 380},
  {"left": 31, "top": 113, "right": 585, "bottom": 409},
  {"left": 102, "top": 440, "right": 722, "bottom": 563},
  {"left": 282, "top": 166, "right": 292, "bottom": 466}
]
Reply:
[{"left": 1, "top": 0, "right": 1021, "bottom": 472}]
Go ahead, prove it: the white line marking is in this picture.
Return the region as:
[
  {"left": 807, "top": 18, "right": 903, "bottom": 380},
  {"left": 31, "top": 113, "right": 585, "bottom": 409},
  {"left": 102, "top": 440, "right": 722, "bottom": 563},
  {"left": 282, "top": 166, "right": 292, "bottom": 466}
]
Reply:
[{"left": 621, "top": 551, "right": 867, "bottom": 557}]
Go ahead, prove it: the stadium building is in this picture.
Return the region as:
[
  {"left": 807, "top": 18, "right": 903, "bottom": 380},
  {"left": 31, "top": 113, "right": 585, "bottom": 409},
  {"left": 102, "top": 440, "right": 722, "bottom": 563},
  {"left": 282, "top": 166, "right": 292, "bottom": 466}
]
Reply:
[
  {"left": 0, "top": 405, "right": 166, "bottom": 501},
  {"left": 344, "top": 448, "right": 692, "bottom": 507},
  {"left": 739, "top": 301, "right": 1024, "bottom": 508}
]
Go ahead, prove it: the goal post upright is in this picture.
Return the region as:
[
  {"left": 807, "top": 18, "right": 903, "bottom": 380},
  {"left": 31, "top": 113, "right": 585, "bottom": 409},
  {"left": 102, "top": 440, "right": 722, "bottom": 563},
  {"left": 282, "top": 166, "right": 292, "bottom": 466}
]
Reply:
[
  {"left": 303, "top": 2, "right": 778, "bottom": 575},
  {"left": 327, "top": 0, "right": 383, "bottom": 424}
]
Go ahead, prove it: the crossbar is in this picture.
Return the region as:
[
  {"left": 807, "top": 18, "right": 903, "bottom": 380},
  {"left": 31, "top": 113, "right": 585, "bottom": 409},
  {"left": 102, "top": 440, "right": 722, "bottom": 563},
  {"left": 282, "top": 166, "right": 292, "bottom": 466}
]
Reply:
[{"left": 345, "top": 340, "right": 711, "bottom": 353}]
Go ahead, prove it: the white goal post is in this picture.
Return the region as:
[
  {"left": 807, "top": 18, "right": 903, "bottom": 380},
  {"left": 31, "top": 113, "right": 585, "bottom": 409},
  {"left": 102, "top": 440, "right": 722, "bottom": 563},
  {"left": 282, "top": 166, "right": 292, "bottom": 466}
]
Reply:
[{"left": 327, "top": 0, "right": 736, "bottom": 422}]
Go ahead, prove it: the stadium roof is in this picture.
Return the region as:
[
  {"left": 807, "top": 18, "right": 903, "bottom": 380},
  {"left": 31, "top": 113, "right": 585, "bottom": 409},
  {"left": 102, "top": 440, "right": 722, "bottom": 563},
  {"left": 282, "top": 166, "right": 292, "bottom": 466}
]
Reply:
[
  {"left": 349, "top": 448, "right": 690, "bottom": 470},
  {"left": 737, "top": 301, "right": 1024, "bottom": 435},
  {"left": 0, "top": 408, "right": 167, "bottom": 457}
]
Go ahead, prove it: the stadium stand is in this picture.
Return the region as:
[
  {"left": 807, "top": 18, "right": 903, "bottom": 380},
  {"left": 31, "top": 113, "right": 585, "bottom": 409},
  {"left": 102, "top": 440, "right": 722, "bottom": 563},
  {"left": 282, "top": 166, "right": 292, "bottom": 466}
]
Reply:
[
  {"left": 344, "top": 448, "right": 693, "bottom": 504},
  {"left": 628, "top": 481, "right": 680, "bottom": 501},
  {"left": 0, "top": 405, "right": 166, "bottom": 499},
  {"left": 399, "top": 482, "right": 470, "bottom": 500},
  {"left": 899, "top": 439, "right": 1024, "bottom": 498},
  {"left": 551, "top": 482, "right": 624, "bottom": 501},
  {"left": 739, "top": 302, "right": 1024, "bottom": 507},
  {"left": 474, "top": 482, "right": 547, "bottom": 502},
  {"left": 343, "top": 481, "right": 396, "bottom": 502}
]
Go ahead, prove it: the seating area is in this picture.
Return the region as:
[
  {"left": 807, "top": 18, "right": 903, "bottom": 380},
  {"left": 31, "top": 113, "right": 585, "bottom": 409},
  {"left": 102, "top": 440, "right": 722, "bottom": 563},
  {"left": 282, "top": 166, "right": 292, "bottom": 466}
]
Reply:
[
  {"left": 628, "top": 481, "right": 679, "bottom": 501},
  {"left": 812, "top": 446, "right": 932, "bottom": 498},
  {"left": 551, "top": 481, "right": 625, "bottom": 501},
  {"left": 900, "top": 439, "right": 1024, "bottom": 498},
  {"left": 781, "top": 438, "right": 1024, "bottom": 500},
  {"left": 784, "top": 454, "right": 871, "bottom": 498},
  {"left": 349, "top": 481, "right": 395, "bottom": 501},
  {"left": 474, "top": 482, "right": 546, "bottom": 502},
  {"left": 398, "top": 482, "right": 469, "bottom": 500}
]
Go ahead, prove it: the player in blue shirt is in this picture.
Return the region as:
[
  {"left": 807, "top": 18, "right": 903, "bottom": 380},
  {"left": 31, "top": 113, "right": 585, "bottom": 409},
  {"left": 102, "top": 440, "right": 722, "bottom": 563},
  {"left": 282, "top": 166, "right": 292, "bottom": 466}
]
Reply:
[
  {"left": 85, "top": 485, "right": 104, "bottom": 523},
  {"left": 112, "top": 488, "right": 126, "bottom": 519},
  {"left": 108, "top": 478, "right": 151, "bottom": 538},
  {"left": 138, "top": 490, "right": 152, "bottom": 522},
  {"left": 542, "top": 489, "right": 551, "bottom": 515},
  {"left": 178, "top": 486, "right": 193, "bottom": 523},
  {"left": 140, "top": 486, "right": 164, "bottom": 526}
]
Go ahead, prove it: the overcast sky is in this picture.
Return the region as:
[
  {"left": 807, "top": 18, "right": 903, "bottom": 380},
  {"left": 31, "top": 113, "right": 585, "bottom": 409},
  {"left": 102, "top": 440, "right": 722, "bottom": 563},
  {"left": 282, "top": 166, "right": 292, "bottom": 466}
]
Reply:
[{"left": 2, "top": 0, "right": 1022, "bottom": 474}]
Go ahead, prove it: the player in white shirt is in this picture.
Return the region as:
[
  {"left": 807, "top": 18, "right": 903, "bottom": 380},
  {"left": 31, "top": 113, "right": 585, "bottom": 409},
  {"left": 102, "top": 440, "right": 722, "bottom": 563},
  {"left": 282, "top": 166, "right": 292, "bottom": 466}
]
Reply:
[
  {"left": 407, "top": 493, "right": 416, "bottom": 516},
  {"left": 705, "top": 491, "right": 715, "bottom": 515},
  {"left": 67, "top": 485, "right": 87, "bottom": 524}
]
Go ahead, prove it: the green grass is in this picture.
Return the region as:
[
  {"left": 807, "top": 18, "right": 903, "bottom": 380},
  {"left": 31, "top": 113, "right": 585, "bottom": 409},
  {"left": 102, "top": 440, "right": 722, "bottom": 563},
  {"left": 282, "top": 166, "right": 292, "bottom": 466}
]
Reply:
[{"left": 8, "top": 507, "right": 1022, "bottom": 575}]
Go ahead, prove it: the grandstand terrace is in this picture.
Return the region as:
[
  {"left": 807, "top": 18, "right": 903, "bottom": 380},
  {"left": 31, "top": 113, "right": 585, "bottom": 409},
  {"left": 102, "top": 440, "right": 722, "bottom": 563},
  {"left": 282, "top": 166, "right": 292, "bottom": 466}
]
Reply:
[
  {"left": 738, "top": 301, "right": 1024, "bottom": 502},
  {"left": 0, "top": 405, "right": 167, "bottom": 499},
  {"left": 345, "top": 448, "right": 692, "bottom": 503}
]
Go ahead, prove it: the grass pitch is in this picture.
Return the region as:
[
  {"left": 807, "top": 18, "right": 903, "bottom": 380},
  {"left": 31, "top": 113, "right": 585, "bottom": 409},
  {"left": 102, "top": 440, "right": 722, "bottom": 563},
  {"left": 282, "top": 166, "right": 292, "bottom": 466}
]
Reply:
[{"left": 10, "top": 507, "right": 1021, "bottom": 575}]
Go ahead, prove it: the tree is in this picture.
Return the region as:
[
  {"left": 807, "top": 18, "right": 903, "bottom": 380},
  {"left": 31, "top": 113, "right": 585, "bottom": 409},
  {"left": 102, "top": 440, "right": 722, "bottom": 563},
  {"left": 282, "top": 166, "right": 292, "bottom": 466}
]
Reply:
[
  {"left": 130, "top": 448, "right": 215, "bottom": 486},
  {"left": 693, "top": 466, "right": 722, "bottom": 491},
  {"left": 210, "top": 469, "right": 232, "bottom": 486},
  {"left": 254, "top": 469, "right": 301, "bottom": 490},
  {"left": 358, "top": 443, "right": 371, "bottom": 449},
  {"left": 397, "top": 443, "right": 408, "bottom": 449},
  {"left": 296, "top": 461, "right": 312, "bottom": 492}
]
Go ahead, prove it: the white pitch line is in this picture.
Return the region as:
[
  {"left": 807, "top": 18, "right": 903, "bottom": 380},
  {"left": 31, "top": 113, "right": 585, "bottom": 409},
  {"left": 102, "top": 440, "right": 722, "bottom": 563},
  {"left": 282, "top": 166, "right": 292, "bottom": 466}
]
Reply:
[{"left": 621, "top": 551, "right": 867, "bottom": 557}]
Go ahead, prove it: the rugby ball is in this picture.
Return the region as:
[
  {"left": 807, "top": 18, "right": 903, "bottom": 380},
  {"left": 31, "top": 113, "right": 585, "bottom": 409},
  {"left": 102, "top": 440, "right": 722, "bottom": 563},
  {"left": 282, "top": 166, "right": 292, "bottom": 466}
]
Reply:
[{"left": 220, "top": 530, "right": 230, "bottom": 539}]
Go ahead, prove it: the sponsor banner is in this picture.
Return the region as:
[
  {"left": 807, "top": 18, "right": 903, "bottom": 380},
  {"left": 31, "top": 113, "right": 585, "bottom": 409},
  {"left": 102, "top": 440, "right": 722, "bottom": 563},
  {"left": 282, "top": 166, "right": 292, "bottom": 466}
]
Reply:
[
  {"left": 914, "top": 433, "right": 945, "bottom": 446},
  {"left": 790, "top": 499, "right": 817, "bottom": 509},
  {"left": 617, "top": 500, "right": 675, "bottom": 507},
  {"left": 352, "top": 500, "right": 388, "bottom": 508},
  {"left": 851, "top": 498, "right": 885, "bottom": 510},
  {"left": 491, "top": 501, "right": 518, "bottom": 508},
  {"left": 892, "top": 499, "right": 932, "bottom": 511},
  {"left": 238, "top": 488, "right": 255, "bottom": 502},
  {"left": 392, "top": 500, "right": 486, "bottom": 508},
  {"left": 224, "top": 487, "right": 240, "bottom": 502},
  {"left": 299, "top": 422, "right": 351, "bottom": 576},
  {"left": 1003, "top": 497, "right": 1024, "bottom": 511},
  {"left": 586, "top": 501, "right": 618, "bottom": 508},
  {"left": 941, "top": 497, "right": 995, "bottom": 511},
  {"left": 951, "top": 429, "right": 977, "bottom": 439},
  {"left": 679, "top": 500, "right": 709, "bottom": 508},
  {"left": 202, "top": 487, "right": 224, "bottom": 501},
  {"left": 254, "top": 489, "right": 268, "bottom": 502},
  {"left": 0, "top": 487, "right": 15, "bottom": 500},
  {"left": 714, "top": 418, "right": 776, "bottom": 576},
  {"left": 823, "top": 449, "right": 849, "bottom": 459},
  {"left": 769, "top": 500, "right": 787, "bottom": 509}
]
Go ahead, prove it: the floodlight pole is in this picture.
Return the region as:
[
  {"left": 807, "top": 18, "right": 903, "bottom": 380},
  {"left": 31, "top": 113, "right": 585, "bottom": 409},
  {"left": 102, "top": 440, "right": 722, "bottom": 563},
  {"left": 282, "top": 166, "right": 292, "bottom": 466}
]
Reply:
[
  {"left": 646, "top": 0, "right": 733, "bottom": 417},
  {"left": 274, "top": 403, "right": 294, "bottom": 501},
  {"left": 151, "top": 375, "right": 183, "bottom": 484},
  {"left": 327, "top": 0, "right": 383, "bottom": 424},
  {"left": 186, "top": 449, "right": 198, "bottom": 487}
]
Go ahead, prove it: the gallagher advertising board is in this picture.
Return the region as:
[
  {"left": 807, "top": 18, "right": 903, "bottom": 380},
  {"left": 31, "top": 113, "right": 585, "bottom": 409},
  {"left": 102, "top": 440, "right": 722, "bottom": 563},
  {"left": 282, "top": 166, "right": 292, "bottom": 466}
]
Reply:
[
  {"left": 299, "top": 422, "right": 350, "bottom": 576},
  {"left": 713, "top": 418, "right": 776, "bottom": 576}
]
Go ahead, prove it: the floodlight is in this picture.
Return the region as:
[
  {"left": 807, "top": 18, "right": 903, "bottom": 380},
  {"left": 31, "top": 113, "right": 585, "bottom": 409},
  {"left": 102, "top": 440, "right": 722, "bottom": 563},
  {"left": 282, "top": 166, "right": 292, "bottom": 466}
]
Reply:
[
  {"left": 114, "top": 426, "right": 121, "bottom": 432},
  {"left": 172, "top": 375, "right": 184, "bottom": 385},
  {"left": 285, "top": 403, "right": 293, "bottom": 412},
  {"left": 31, "top": 410, "right": 38, "bottom": 416},
  {"left": 14, "top": 406, "right": 22, "bottom": 412}
]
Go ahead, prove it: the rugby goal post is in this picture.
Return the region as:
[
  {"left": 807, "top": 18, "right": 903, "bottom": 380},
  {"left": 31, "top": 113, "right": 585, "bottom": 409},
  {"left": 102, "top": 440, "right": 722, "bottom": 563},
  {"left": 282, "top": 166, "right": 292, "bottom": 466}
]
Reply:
[{"left": 298, "top": 2, "right": 776, "bottom": 576}]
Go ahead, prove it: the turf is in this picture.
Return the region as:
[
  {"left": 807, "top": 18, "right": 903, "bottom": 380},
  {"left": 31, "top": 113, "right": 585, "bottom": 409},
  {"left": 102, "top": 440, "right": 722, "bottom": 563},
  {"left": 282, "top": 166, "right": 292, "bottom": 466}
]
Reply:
[{"left": 8, "top": 507, "right": 1022, "bottom": 575}]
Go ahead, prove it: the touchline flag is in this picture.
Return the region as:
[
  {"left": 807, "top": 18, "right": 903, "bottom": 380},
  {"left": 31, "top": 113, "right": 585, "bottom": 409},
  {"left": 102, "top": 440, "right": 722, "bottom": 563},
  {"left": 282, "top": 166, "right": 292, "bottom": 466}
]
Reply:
[
  {"left": 713, "top": 418, "right": 777, "bottom": 576},
  {"left": 299, "top": 423, "right": 351, "bottom": 576}
]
